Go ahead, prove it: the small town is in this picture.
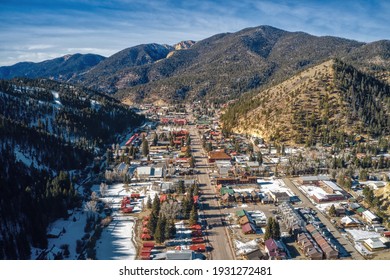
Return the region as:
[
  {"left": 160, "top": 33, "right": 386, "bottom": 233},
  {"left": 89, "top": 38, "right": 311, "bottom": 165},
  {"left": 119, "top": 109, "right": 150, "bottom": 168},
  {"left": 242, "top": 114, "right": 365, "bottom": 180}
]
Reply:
[{"left": 41, "top": 101, "right": 390, "bottom": 261}]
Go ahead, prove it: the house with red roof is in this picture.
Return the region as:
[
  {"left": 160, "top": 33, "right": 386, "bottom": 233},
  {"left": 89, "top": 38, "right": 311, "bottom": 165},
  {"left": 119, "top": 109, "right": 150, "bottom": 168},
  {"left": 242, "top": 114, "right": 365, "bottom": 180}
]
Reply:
[{"left": 264, "top": 238, "right": 287, "bottom": 260}]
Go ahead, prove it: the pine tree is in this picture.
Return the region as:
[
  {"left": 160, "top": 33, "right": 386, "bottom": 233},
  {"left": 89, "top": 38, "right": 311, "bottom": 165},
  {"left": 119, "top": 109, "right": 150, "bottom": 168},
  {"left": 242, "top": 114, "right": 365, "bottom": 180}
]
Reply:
[
  {"left": 272, "top": 219, "right": 281, "bottom": 240},
  {"left": 146, "top": 195, "right": 152, "bottom": 209},
  {"left": 142, "top": 138, "right": 149, "bottom": 156},
  {"left": 169, "top": 219, "right": 176, "bottom": 239},
  {"left": 154, "top": 216, "right": 166, "bottom": 244},
  {"left": 189, "top": 156, "right": 196, "bottom": 168},
  {"left": 178, "top": 180, "right": 185, "bottom": 194},
  {"left": 164, "top": 217, "right": 171, "bottom": 240},
  {"left": 189, "top": 204, "right": 198, "bottom": 226},
  {"left": 152, "top": 133, "right": 158, "bottom": 146},
  {"left": 329, "top": 204, "right": 337, "bottom": 217},
  {"left": 152, "top": 194, "right": 160, "bottom": 216},
  {"left": 147, "top": 211, "right": 158, "bottom": 234},
  {"left": 264, "top": 217, "right": 273, "bottom": 241},
  {"left": 257, "top": 151, "right": 263, "bottom": 165}
]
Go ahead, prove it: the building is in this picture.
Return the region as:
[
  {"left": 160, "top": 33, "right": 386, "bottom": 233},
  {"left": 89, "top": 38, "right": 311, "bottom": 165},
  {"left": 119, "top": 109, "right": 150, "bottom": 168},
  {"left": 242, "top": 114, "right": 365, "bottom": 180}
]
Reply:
[
  {"left": 297, "top": 232, "right": 323, "bottom": 260},
  {"left": 268, "top": 191, "right": 290, "bottom": 203},
  {"left": 321, "top": 180, "right": 343, "bottom": 193},
  {"left": 363, "top": 238, "right": 386, "bottom": 251},
  {"left": 339, "top": 216, "right": 361, "bottom": 228},
  {"left": 298, "top": 175, "right": 330, "bottom": 185},
  {"left": 278, "top": 203, "right": 306, "bottom": 234},
  {"left": 241, "top": 222, "right": 256, "bottom": 234},
  {"left": 311, "top": 192, "right": 344, "bottom": 203},
  {"left": 242, "top": 249, "right": 265, "bottom": 260},
  {"left": 264, "top": 239, "right": 287, "bottom": 260},
  {"left": 135, "top": 166, "right": 164, "bottom": 180},
  {"left": 208, "top": 150, "right": 231, "bottom": 163},
  {"left": 362, "top": 210, "right": 380, "bottom": 224},
  {"left": 305, "top": 224, "right": 338, "bottom": 259},
  {"left": 236, "top": 209, "right": 248, "bottom": 218},
  {"left": 166, "top": 250, "right": 195, "bottom": 260}
]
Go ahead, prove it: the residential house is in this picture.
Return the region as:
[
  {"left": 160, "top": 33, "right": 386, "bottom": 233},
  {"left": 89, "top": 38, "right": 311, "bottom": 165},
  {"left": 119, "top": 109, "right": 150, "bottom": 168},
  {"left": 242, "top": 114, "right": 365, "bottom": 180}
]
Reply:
[
  {"left": 363, "top": 238, "right": 386, "bottom": 251},
  {"left": 362, "top": 210, "right": 380, "bottom": 224},
  {"left": 264, "top": 239, "right": 287, "bottom": 260},
  {"left": 241, "top": 223, "right": 256, "bottom": 234},
  {"left": 242, "top": 249, "right": 265, "bottom": 260}
]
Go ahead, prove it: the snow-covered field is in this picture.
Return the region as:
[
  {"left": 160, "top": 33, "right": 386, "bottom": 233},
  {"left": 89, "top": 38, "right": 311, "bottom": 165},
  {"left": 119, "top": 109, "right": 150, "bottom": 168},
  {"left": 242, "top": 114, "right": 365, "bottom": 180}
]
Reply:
[
  {"left": 42, "top": 210, "right": 88, "bottom": 260},
  {"left": 42, "top": 182, "right": 159, "bottom": 260},
  {"left": 95, "top": 183, "right": 158, "bottom": 259},
  {"left": 95, "top": 183, "right": 137, "bottom": 260}
]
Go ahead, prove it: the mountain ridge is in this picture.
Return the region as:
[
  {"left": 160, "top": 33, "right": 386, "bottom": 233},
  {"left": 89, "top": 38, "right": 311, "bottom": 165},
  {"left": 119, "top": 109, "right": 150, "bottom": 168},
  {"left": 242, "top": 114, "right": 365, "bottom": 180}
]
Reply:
[
  {"left": 0, "top": 53, "right": 105, "bottom": 81},
  {"left": 221, "top": 59, "right": 390, "bottom": 144},
  {"left": 1, "top": 26, "right": 389, "bottom": 104}
]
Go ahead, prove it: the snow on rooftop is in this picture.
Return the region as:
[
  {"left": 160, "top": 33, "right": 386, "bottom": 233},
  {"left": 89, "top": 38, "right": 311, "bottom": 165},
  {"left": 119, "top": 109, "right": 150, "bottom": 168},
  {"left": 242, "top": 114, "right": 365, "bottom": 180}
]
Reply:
[
  {"left": 257, "top": 179, "right": 295, "bottom": 197},
  {"left": 301, "top": 185, "right": 328, "bottom": 199},
  {"left": 235, "top": 239, "right": 259, "bottom": 255},
  {"left": 345, "top": 229, "right": 381, "bottom": 241},
  {"left": 315, "top": 202, "right": 343, "bottom": 213},
  {"left": 323, "top": 180, "right": 343, "bottom": 192}
]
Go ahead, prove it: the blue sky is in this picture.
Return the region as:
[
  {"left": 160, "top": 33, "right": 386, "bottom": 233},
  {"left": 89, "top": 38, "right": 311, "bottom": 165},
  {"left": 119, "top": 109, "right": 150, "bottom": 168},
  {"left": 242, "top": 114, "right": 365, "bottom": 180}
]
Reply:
[{"left": 0, "top": 0, "right": 389, "bottom": 66}]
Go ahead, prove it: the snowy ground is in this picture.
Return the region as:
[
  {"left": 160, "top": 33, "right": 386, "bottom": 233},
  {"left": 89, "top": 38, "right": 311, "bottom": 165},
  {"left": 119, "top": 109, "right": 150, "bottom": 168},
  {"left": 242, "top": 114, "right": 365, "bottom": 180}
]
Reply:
[
  {"left": 14, "top": 146, "right": 42, "bottom": 170},
  {"left": 94, "top": 183, "right": 158, "bottom": 259},
  {"left": 94, "top": 183, "right": 137, "bottom": 260},
  {"left": 41, "top": 182, "right": 158, "bottom": 260},
  {"left": 43, "top": 210, "right": 88, "bottom": 260},
  {"left": 165, "top": 221, "right": 193, "bottom": 248}
]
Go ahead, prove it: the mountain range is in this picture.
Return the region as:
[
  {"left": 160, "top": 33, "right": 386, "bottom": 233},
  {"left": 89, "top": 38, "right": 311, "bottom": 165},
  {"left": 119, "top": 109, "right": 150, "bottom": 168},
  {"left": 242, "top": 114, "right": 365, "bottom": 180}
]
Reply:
[{"left": 1, "top": 26, "right": 389, "bottom": 105}]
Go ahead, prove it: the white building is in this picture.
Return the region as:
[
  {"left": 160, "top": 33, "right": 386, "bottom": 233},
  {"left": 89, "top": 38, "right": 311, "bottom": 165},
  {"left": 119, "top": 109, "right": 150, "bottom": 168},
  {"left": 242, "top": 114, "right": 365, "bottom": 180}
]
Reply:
[{"left": 362, "top": 210, "right": 380, "bottom": 224}]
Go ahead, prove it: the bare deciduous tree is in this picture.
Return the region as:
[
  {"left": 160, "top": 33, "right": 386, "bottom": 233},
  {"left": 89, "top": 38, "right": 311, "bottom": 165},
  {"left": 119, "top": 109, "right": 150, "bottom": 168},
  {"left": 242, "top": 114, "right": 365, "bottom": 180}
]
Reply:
[
  {"left": 100, "top": 182, "right": 108, "bottom": 197},
  {"left": 160, "top": 200, "right": 181, "bottom": 220}
]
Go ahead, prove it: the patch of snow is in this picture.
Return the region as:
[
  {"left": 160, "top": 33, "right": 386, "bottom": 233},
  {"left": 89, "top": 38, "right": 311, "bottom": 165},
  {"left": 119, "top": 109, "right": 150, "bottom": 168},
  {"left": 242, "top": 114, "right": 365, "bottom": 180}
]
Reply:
[
  {"left": 90, "top": 99, "right": 101, "bottom": 110},
  {"left": 51, "top": 91, "right": 62, "bottom": 108},
  {"left": 46, "top": 210, "right": 88, "bottom": 260},
  {"left": 14, "top": 146, "right": 47, "bottom": 170}
]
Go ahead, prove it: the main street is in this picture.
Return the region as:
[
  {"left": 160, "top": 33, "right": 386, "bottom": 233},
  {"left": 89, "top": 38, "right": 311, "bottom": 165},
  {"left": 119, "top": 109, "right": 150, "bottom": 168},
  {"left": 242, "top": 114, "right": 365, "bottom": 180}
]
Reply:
[
  {"left": 283, "top": 178, "right": 364, "bottom": 260},
  {"left": 187, "top": 122, "right": 234, "bottom": 260}
]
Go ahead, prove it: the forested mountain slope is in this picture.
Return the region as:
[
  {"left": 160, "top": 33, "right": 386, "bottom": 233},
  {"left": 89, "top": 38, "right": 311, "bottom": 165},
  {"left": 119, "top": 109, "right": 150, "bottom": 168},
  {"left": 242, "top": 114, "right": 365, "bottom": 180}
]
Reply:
[
  {"left": 0, "top": 78, "right": 144, "bottom": 259},
  {"left": 221, "top": 60, "right": 390, "bottom": 146}
]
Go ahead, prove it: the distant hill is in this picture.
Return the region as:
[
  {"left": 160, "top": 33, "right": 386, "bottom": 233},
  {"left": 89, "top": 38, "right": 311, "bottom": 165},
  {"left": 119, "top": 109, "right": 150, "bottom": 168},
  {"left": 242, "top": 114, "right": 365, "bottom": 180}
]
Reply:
[
  {"left": 221, "top": 59, "right": 390, "bottom": 145},
  {"left": 342, "top": 40, "right": 390, "bottom": 83},
  {"left": 0, "top": 53, "right": 105, "bottom": 81},
  {"left": 76, "top": 43, "right": 174, "bottom": 93},
  {"left": 112, "top": 26, "right": 369, "bottom": 104}
]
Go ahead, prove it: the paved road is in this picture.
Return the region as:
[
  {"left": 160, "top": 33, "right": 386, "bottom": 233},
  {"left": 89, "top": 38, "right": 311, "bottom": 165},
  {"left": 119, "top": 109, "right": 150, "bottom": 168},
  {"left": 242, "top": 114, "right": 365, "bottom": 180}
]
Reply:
[
  {"left": 283, "top": 178, "right": 364, "bottom": 260},
  {"left": 188, "top": 125, "right": 234, "bottom": 260}
]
